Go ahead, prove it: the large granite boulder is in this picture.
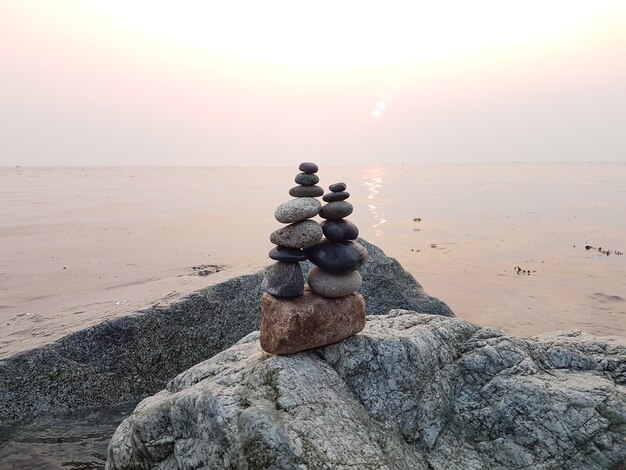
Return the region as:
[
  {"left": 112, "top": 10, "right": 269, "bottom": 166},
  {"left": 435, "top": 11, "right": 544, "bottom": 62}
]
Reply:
[
  {"left": 107, "top": 312, "right": 626, "bottom": 470},
  {"left": 0, "top": 240, "right": 452, "bottom": 427}
]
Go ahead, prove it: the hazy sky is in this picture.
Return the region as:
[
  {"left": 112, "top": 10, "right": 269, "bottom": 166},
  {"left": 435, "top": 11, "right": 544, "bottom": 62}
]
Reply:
[{"left": 1, "top": 0, "right": 625, "bottom": 166}]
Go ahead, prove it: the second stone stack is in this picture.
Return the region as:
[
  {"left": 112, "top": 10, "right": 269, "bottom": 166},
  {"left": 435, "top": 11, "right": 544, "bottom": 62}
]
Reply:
[
  {"left": 306, "top": 182, "right": 369, "bottom": 297},
  {"left": 263, "top": 162, "right": 324, "bottom": 298}
]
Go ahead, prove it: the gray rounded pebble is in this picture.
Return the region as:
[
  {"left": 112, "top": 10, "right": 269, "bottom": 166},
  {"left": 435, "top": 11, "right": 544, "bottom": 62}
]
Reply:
[
  {"left": 299, "top": 162, "right": 318, "bottom": 174},
  {"left": 275, "top": 197, "right": 321, "bottom": 224},
  {"left": 307, "top": 266, "right": 362, "bottom": 297},
  {"left": 262, "top": 261, "right": 304, "bottom": 298},
  {"left": 270, "top": 220, "right": 323, "bottom": 249},
  {"left": 294, "top": 173, "right": 319, "bottom": 186},
  {"left": 329, "top": 182, "right": 347, "bottom": 192},
  {"left": 319, "top": 201, "right": 353, "bottom": 220},
  {"left": 321, "top": 219, "right": 359, "bottom": 242},
  {"left": 322, "top": 191, "right": 349, "bottom": 202},
  {"left": 289, "top": 185, "right": 324, "bottom": 197}
]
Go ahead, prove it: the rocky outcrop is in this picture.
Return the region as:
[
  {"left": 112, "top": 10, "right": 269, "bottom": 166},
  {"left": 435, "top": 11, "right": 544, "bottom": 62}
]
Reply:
[
  {"left": 107, "top": 311, "right": 626, "bottom": 470},
  {"left": 0, "top": 240, "right": 452, "bottom": 427}
]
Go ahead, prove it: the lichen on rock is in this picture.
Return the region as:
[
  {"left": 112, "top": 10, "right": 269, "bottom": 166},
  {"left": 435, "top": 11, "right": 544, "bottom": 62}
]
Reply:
[{"left": 106, "top": 311, "right": 626, "bottom": 469}]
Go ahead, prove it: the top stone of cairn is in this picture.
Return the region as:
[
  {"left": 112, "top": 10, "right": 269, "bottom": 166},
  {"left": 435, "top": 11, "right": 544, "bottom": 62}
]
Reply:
[
  {"left": 299, "top": 162, "right": 319, "bottom": 174},
  {"left": 329, "top": 182, "right": 346, "bottom": 192}
]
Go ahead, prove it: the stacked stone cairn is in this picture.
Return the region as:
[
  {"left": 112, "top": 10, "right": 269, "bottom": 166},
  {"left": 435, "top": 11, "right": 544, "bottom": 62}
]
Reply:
[
  {"left": 261, "top": 162, "right": 324, "bottom": 299},
  {"left": 306, "top": 182, "right": 369, "bottom": 297},
  {"left": 260, "top": 164, "right": 369, "bottom": 355}
]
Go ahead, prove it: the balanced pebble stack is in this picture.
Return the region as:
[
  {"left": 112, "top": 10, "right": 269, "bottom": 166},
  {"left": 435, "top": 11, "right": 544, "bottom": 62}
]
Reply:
[
  {"left": 262, "top": 162, "right": 323, "bottom": 298},
  {"left": 306, "top": 183, "right": 368, "bottom": 297},
  {"left": 260, "top": 168, "right": 368, "bottom": 355}
]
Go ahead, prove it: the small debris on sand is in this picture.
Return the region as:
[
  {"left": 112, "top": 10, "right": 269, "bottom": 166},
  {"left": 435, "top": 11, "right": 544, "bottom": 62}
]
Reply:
[
  {"left": 191, "top": 265, "right": 226, "bottom": 276},
  {"left": 413, "top": 217, "right": 422, "bottom": 222},
  {"left": 584, "top": 245, "right": 623, "bottom": 256},
  {"left": 514, "top": 266, "right": 536, "bottom": 276}
]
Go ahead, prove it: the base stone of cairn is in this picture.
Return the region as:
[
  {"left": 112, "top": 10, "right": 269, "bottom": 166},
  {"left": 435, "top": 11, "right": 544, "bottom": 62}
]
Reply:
[{"left": 260, "top": 287, "right": 366, "bottom": 355}]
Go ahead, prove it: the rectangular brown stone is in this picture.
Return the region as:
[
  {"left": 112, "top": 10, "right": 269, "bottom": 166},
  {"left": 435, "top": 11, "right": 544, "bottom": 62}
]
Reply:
[{"left": 260, "top": 287, "right": 366, "bottom": 355}]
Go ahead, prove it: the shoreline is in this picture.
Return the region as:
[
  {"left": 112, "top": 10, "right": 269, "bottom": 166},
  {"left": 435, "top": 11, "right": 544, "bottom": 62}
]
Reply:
[
  {"left": 2, "top": 164, "right": 625, "bottom": 356},
  {"left": 0, "top": 239, "right": 452, "bottom": 428}
]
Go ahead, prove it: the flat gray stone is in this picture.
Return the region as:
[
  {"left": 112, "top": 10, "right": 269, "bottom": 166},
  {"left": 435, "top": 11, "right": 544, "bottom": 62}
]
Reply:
[
  {"left": 268, "top": 246, "right": 306, "bottom": 262},
  {"left": 274, "top": 197, "right": 320, "bottom": 224},
  {"left": 323, "top": 191, "right": 350, "bottom": 202},
  {"left": 329, "top": 182, "right": 347, "bottom": 192},
  {"left": 294, "top": 173, "right": 319, "bottom": 186},
  {"left": 289, "top": 185, "right": 324, "bottom": 197},
  {"left": 261, "top": 261, "right": 304, "bottom": 298},
  {"left": 307, "top": 266, "right": 362, "bottom": 297},
  {"left": 270, "top": 220, "right": 323, "bottom": 249}
]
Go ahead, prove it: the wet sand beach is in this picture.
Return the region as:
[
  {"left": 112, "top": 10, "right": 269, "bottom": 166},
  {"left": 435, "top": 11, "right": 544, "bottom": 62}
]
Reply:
[{"left": 1, "top": 163, "right": 625, "bottom": 360}]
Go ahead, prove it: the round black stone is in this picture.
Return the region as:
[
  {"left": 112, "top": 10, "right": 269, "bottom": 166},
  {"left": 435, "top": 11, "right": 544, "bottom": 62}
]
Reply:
[
  {"left": 321, "top": 219, "right": 359, "bottom": 242},
  {"left": 305, "top": 240, "right": 369, "bottom": 275},
  {"left": 319, "top": 201, "right": 353, "bottom": 220},
  {"left": 322, "top": 191, "right": 349, "bottom": 202},
  {"left": 269, "top": 246, "right": 306, "bottom": 262},
  {"left": 329, "top": 182, "right": 347, "bottom": 192},
  {"left": 294, "top": 173, "right": 319, "bottom": 186},
  {"left": 298, "top": 162, "right": 318, "bottom": 174},
  {"left": 289, "top": 185, "right": 324, "bottom": 197}
]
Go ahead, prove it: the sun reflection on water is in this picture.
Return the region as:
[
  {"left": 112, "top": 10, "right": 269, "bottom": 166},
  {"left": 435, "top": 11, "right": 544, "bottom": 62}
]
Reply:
[{"left": 362, "top": 166, "right": 386, "bottom": 237}]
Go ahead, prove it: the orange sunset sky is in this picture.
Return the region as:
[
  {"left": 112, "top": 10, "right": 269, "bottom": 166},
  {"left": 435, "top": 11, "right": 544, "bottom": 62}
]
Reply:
[{"left": 1, "top": 1, "right": 625, "bottom": 166}]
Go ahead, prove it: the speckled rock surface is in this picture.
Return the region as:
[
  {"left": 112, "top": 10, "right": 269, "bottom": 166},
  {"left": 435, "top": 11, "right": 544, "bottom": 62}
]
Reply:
[
  {"left": 107, "top": 311, "right": 626, "bottom": 470},
  {"left": 259, "top": 288, "right": 365, "bottom": 354},
  {"left": 261, "top": 261, "right": 304, "bottom": 298},
  {"left": 0, "top": 239, "right": 453, "bottom": 428},
  {"left": 274, "top": 197, "right": 320, "bottom": 224},
  {"left": 270, "top": 220, "right": 323, "bottom": 249},
  {"left": 294, "top": 172, "right": 319, "bottom": 186}
]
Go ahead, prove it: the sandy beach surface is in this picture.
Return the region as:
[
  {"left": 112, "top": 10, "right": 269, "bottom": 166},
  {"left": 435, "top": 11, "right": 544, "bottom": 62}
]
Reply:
[{"left": 1, "top": 164, "right": 625, "bottom": 359}]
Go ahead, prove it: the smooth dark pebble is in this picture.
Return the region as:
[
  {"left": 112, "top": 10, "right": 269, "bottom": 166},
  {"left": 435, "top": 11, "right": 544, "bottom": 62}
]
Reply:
[
  {"left": 305, "top": 240, "right": 369, "bottom": 275},
  {"left": 298, "top": 162, "right": 318, "bottom": 174},
  {"left": 319, "top": 200, "right": 353, "bottom": 220},
  {"left": 329, "top": 182, "right": 347, "bottom": 192},
  {"left": 269, "top": 246, "right": 306, "bottom": 262},
  {"left": 289, "top": 185, "right": 324, "bottom": 197},
  {"left": 322, "top": 191, "right": 349, "bottom": 202},
  {"left": 321, "top": 219, "right": 359, "bottom": 242},
  {"left": 294, "top": 173, "right": 319, "bottom": 186}
]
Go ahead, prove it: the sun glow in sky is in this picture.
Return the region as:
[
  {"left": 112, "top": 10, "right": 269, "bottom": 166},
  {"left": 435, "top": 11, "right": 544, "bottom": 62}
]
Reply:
[
  {"left": 1, "top": 0, "right": 625, "bottom": 165},
  {"left": 47, "top": 0, "right": 625, "bottom": 67}
]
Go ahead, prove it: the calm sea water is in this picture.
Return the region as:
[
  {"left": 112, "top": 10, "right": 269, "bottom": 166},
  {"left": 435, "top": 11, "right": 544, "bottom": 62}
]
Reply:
[{"left": 1, "top": 163, "right": 625, "bottom": 467}]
